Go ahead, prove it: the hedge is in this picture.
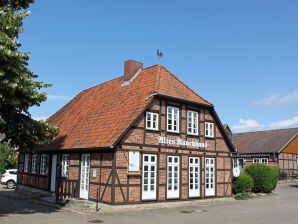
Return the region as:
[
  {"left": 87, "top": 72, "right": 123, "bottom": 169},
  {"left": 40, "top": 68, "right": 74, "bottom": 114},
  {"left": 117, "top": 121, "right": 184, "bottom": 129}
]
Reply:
[
  {"left": 245, "top": 164, "right": 277, "bottom": 193},
  {"left": 233, "top": 173, "right": 254, "bottom": 194}
]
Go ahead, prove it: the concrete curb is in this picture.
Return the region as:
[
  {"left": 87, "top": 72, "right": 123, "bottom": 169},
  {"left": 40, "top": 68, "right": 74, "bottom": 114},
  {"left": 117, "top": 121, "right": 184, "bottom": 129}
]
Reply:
[{"left": 64, "top": 197, "right": 236, "bottom": 215}]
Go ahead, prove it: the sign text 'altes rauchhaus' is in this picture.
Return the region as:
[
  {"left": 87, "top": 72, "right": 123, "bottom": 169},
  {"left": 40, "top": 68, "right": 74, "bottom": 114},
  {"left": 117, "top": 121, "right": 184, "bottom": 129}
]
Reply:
[{"left": 158, "top": 136, "right": 207, "bottom": 148}]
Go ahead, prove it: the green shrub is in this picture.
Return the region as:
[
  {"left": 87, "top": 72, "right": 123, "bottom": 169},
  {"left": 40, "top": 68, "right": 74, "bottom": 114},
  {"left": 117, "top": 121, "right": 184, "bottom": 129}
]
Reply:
[
  {"left": 233, "top": 191, "right": 254, "bottom": 200},
  {"left": 233, "top": 173, "right": 254, "bottom": 194},
  {"left": 245, "top": 164, "right": 277, "bottom": 193},
  {"left": 278, "top": 170, "right": 288, "bottom": 180}
]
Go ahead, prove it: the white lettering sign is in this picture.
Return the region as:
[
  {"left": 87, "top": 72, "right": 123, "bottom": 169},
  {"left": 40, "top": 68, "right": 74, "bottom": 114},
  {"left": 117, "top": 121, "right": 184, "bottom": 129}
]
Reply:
[{"left": 158, "top": 136, "right": 207, "bottom": 148}]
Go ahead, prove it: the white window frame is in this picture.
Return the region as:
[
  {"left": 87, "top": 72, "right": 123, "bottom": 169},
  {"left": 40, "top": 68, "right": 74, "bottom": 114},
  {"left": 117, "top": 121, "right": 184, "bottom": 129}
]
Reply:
[
  {"left": 142, "top": 154, "right": 157, "bottom": 200},
  {"left": 24, "top": 154, "right": 29, "bottom": 173},
  {"left": 167, "top": 156, "right": 180, "bottom": 198},
  {"left": 61, "top": 154, "right": 70, "bottom": 178},
  {"left": 167, "top": 106, "right": 179, "bottom": 133},
  {"left": 189, "top": 157, "right": 200, "bottom": 197},
  {"left": 146, "top": 112, "right": 159, "bottom": 131},
  {"left": 253, "top": 158, "right": 268, "bottom": 165},
  {"left": 31, "top": 154, "right": 37, "bottom": 174},
  {"left": 237, "top": 158, "right": 246, "bottom": 169},
  {"left": 205, "top": 122, "right": 214, "bottom": 138},
  {"left": 205, "top": 158, "right": 215, "bottom": 196},
  {"left": 40, "top": 154, "right": 47, "bottom": 175},
  {"left": 187, "top": 110, "right": 198, "bottom": 135}
]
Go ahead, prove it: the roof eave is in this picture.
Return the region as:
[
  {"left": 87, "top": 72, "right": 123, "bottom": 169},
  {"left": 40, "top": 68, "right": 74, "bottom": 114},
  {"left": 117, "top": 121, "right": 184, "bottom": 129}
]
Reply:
[{"left": 154, "top": 93, "right": 213, "bottom": 108}]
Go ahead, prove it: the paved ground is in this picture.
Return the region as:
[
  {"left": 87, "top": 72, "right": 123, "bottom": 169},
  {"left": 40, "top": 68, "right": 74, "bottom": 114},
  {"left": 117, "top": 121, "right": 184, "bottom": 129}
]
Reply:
[{"left": 0, "top": 183, "right": 297, "bottom": 224}]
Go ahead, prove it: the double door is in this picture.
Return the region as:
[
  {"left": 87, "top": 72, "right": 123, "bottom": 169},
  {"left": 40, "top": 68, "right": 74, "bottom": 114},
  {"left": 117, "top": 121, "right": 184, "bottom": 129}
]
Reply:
[
  {"left": 142, "top": 154, "right": 157, "bottom": 200},
  {"left": 205, "top": 158, "right": 215, "bottom": 196},
  {"left": 167, "top": 156, "right": 179, "bottom": 199},
  {"left": 80, "top": 154, "right": 90, "bottom": 199},
  {"left": 189, "top": 157, "right": 200, "bottom": 197}
]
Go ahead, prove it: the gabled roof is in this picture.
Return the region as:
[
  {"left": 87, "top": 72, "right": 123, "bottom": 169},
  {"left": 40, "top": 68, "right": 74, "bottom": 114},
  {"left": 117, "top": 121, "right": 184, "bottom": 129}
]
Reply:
[
  {"left": 232, "top": 127, "right": 298, "bottom": 154},
  {"left": 44, "top": 64, "right": 212, "bottom": 150}
]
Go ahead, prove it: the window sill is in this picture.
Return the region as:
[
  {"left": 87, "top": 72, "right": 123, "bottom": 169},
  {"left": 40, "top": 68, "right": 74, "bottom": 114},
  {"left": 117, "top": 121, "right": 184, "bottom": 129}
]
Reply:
[
  {"left": 187, "top": 133, "right": 199, "bottom": 137},
  {"left": 146, "top": 128, "right": 159, "bottom": 132},
  {"left": 167, "top": 130, "right": 180, "bottom": 134}
]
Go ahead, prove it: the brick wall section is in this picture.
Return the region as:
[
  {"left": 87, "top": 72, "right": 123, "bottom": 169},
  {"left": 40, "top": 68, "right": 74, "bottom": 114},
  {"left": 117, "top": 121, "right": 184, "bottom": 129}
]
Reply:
[
  {"left": 114, "top": 98, "right": 233, "bottom": 204},
  {"left": 278, "top": 152, "right": 298, "bottom": 177}
]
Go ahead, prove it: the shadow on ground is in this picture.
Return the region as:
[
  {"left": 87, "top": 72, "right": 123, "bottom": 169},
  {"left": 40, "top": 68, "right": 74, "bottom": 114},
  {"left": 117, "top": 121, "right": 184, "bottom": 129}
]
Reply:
[
  {"left": 0, "top": 186, "right": 68, "bottom": 218},
  {"left": 289, "top": 184, "right": 298, "bottom": 188}
]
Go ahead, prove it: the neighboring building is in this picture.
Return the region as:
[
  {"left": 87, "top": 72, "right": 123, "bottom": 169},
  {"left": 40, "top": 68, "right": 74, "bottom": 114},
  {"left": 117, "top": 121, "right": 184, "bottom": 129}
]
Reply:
[
  {"left": 232, "top": 128, "right": 298, "bottom": 177},
  {"left": 17, "top": 60, "right": 235, "bottom": 205}
]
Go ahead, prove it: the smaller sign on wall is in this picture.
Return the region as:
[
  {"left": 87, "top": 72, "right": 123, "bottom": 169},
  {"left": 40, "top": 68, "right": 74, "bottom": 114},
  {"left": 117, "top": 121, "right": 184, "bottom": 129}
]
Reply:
[
  {"left": 128, "top": 150, "right": 140, "bottom": 175},
  {"left": 93, "top": 168, "right": 97, "bottom": 178}
]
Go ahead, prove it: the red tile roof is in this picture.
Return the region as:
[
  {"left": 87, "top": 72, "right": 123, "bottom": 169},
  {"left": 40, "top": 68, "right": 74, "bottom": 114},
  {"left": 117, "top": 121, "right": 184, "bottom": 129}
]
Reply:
[
  {"left": 232, "top": 127, "right": 298, "bottom": 153},
  {"left": 44, "top": 64, "right": 212, "bottom": 150}
]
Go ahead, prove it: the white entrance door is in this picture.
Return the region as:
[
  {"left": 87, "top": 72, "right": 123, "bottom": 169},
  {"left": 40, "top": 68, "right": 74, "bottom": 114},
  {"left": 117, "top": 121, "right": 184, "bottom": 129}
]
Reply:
[
  {"left": 142, "top": 154, "right": 157, "bottom": 200},
  {"left": 80, "top": 154, "right": 90, "bottom": 199},
  {"left": 50, "top": 154, "right": 57, "bottom": 192},
  {"left": 189, "top": 157, "right": 200, "bottom": 197},
  {"left": 205, "top": 158, "right": 215, "bottom": 196},
  {"left": 167, "top": 156, "right": 179, "bottom": 199}
]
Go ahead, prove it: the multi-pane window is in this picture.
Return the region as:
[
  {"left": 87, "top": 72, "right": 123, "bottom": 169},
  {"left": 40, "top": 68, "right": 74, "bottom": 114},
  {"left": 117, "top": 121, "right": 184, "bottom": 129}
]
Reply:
[
  {"left": 40, "top": 154, "right": 47, "bottom": 175},
  {"left": 187, "top": 110, "right": 198, "bottom": 135},
  {"left": 189, "top": 157, "right": 200, "bottom": 197},
  {"left": 61, "top": 154, "right": 70, "bottom": 178},
  {"left": 24, "top": 154, "right": 29, "bottom": 173},
  {"left": 167, "top": 156, "right": 179, "bottom": 198},
  {"left": 253, "top": 158, "right": 268, "bottom": 165},
  {"left": 31, "top": 154, "right": 37, "bottom": 174},
  {"left": 146, "top": 112, "right": 159, "bottom": 130},
  {"left": 205, "top": 122, "right": 214, "bottom": 138},
  {"left": 237, "top": 158, "right": 245, "bottom": 169},
  {"left": 142, "top": 154, "right": 157, "bottom": 200},
  {"left": 167, "top": 106, "right": 179, "bottom": 133}
]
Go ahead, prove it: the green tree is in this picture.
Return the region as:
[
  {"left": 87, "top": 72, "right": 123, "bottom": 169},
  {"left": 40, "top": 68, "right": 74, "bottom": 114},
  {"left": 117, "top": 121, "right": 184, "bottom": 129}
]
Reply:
[
  {"left": 0, "top": 143, "right": 18, "bottom": 174},
  {"left": 0, "top": 0, "right": 59, "bottom": 152}
]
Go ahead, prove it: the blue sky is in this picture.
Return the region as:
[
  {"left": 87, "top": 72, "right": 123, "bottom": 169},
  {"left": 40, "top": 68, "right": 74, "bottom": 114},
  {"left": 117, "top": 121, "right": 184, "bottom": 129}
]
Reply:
[{"left": 20, "top": 0, "right": 298, "bottom": 133}]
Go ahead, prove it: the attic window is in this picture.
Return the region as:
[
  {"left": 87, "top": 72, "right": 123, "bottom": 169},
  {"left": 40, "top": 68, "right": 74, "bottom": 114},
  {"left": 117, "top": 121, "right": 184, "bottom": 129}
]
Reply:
[
  {"left": 146, "top": 112, "right": 158, "bottom": 131},
  {"left": 205, "top": 122, "right": 214, "bottom": 138}
]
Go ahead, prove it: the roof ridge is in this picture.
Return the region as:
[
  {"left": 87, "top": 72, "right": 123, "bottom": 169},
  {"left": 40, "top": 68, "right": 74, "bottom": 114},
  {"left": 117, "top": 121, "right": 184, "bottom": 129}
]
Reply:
[
  {"left": 233, "top": 126, "right": 298, "bottom": 135},
  {"left": 82, "top": 65, "right": 159, "bottom": 93},
  {"left": 158, "top": 65, "right": 213, "bottom": 105},
  {"left": 154, "top": 64, "right": 161, "bottom": 93},
  {"left": 82, "top": 76, "right": 123, "bottom": 92}
]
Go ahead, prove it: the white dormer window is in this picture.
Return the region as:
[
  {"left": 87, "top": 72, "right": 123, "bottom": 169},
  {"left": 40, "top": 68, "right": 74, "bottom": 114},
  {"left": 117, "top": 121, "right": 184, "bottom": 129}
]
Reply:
[
  {"left": 146, "top": 112, "right": 159, "bottom": 131},
  {"left": 167, "top": 106, "right": 179, "bottom": 133},
  {"left": 187, "top": 110, "right": 198, "bottom": 135},
  {"left": 205, "top": 122, "right": 214, "bottom": 138}
]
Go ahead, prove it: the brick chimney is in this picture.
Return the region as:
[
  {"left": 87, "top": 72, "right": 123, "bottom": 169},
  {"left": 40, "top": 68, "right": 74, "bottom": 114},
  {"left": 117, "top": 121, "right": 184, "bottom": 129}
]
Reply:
[{"left": 123, "top": 60, "right": 143, "bottom": 82}]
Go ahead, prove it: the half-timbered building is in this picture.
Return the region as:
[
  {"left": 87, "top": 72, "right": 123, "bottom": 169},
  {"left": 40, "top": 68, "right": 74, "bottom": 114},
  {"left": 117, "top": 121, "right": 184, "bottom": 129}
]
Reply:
[
  {"left": 232, "top": 127, "right": 298, "bottom": 177},
  {"left": 17, "top": 60, "right": 235, "bottom": 205}
]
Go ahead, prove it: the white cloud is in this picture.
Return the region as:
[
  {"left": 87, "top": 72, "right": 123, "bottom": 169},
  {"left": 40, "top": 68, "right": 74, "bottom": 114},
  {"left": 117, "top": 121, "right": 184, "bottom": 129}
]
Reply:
[
  {"left": 252, "top": 90, "right": 298, "bottom": 107},
  {"left": 47, "top": 94, "right": 72, "bottom": 101},
  {"left": 269, "top": 115, "right": 298, "bottom": 129},
  {"left": 32, "top": 116, "right": 48, "bottom": 121},
  {"left": 232, "top": 119, "right": 265, "bottom": 133}
]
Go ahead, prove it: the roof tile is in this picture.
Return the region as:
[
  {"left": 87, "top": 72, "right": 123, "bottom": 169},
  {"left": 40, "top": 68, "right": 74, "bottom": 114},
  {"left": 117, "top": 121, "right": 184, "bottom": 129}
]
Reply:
[{"left": 44, "top": 64, "right": 211, "bottom": 149}]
